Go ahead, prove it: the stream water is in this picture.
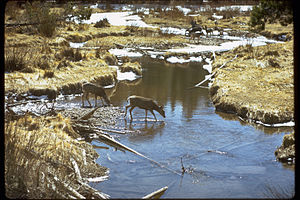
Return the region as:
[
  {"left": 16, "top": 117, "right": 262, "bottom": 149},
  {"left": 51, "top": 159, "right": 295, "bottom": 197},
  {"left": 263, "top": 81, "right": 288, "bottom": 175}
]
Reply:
[
  {"left": 85, "top": 57, "right": 294, "bottom": 198},
  {"left": 6, "top": 3, "right": 294, "bottom": 197}
]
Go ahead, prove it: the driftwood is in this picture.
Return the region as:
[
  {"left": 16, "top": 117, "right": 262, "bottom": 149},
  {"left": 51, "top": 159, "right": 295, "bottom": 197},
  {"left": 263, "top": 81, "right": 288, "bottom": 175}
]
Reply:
[
  {"left": 6, "top": 99, "right": 42, "bottom": 107},
  {"left": 77, "top": 107, "right": 99, "bottom": 121},
  {"left": 114, "top": 43, "right": 126, "bottom": 49},
  {"left": 93, "top": 126, "right": 127, "bottom": 134},
  {"left": 190, "top": 54, "right": 238, "bottom": 89},
  {"left": 142, "top": 186, "right": 168, "bottom": 199},
  {"left": 96, "top": 133, "right": 181, "bottom": 176}
]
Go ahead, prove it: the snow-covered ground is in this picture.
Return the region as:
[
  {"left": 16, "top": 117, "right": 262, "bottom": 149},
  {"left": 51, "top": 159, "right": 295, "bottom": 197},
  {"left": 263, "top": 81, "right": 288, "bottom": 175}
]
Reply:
[{"left": 70, "top": 6, "right": 281, "bottom": 72}]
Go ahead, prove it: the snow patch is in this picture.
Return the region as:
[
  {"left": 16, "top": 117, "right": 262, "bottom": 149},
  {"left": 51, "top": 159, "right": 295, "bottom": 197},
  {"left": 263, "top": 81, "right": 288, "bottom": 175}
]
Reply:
[{"left": 109, "top": 48, "right": 143, "bottom": 57}]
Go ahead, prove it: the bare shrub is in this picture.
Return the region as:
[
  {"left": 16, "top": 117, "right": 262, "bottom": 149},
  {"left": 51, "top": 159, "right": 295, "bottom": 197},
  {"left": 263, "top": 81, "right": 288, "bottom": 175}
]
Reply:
[
  {"left": 24, "top": 1, "right": 58, "bottom": 37},
  {"left": 43, "top": 70, "right": 55, "bottom": 78},
  {"left": 94, "top": 18, "right": 110, "bottom": 28},
  {"left": 158, "top": 6, "right": 185, "bottom": 19},
  {"left": 60, "top": 47, "right": 82, "bottom": 61},
  {"left": 36, "top": 58, "right": 51, "bottom": 70},
  {"left": 5, "top": 47, "right": 30, "bottom": 72}
]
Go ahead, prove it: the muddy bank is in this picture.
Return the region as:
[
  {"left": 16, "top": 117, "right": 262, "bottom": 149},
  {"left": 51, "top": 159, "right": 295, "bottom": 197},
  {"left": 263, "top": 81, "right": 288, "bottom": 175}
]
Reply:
[{"left": 209, "top": 40, "right": 294, "bottom": 125}]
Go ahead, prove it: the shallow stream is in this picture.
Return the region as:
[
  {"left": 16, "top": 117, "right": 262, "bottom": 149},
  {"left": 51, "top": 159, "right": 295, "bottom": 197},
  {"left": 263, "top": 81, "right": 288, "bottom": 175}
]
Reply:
[
  {"left": 6, "top": 4, "right": 294, "bottom": 197},
  {"left": 87, "top": 57, "right": 294, "bottom": 198}
]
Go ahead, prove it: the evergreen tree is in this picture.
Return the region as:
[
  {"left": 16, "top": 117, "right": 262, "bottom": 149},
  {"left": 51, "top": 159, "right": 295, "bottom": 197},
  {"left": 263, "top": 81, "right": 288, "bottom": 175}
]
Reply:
[{"left": 249, "top": 0, "right": 293, "bottom": 30}]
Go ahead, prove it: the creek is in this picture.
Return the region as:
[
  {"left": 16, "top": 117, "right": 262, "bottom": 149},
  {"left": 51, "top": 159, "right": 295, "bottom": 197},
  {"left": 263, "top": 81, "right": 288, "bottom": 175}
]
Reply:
[
  {"left": 87, "top": 57, "right": 294, "bottom": 198},
  {"left": 6, "top": 3, "right": 294, "bottom": 198}
]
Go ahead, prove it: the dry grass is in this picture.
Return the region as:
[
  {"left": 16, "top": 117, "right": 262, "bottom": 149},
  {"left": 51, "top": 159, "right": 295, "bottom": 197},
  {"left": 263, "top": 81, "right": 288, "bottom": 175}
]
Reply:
[
  {"left": 119, "top": 61, "right": 142, "bottom": 76},
  {"left": 210, "top": 40, "right": 294, "bottom": 124},
  {"left": 5, "top": 114, "right": 108, "bottom": 199},
  {"left": 5, "top": 61, "right": 117, "bottom": 96}
]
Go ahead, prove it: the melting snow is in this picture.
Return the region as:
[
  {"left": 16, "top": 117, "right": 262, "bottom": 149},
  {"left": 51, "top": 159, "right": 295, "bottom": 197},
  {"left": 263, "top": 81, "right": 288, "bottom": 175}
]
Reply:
[{"left": 109, "top": 49, "right": 143, "bottom": 57}]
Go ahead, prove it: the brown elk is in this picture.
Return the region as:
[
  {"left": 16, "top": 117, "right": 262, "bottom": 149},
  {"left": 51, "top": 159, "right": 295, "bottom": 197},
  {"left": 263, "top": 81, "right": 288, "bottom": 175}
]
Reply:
[
  {"left": 125, "top": 95, "right": 165, "bottom": 121},
  {"left": 204, "top": 25, "right": 214, "bottom": 37},
  {"left": 82, "top": 82, "right": 111, "bottom": 107}
]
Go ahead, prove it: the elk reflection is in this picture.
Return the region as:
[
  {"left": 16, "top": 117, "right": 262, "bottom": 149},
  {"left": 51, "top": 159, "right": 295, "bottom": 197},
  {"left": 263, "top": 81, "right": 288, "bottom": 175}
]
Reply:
[{"left": 124, "top": 119, "right": 165, "bottom": 142}]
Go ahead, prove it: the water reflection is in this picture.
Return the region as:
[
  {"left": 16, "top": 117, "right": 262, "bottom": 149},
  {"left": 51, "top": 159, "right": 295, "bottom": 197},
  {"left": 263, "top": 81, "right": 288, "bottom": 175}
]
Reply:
[
  {"left": 124, "top": 120, "right": 165, "bottom": 142},
  {"left": 96, "top": 56, "right": 294, "bottom": 198},
  {"left": 111, "top": 57, "right": 210, "bottom": 120},
  {"left": 216, "top": 111, "right": 294, "bottom": 134}
]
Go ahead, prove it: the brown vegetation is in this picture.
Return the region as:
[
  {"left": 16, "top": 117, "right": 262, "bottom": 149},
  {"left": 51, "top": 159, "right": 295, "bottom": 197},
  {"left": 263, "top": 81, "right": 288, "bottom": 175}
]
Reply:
[
  {"left": 275, "top": 131, "right": 295, "bottom": 163},
  {"left": 5, "top": 113, "right": 109, "bottom": 199},
  {"left": 119, "top": 61, "right": 142, "bottom": 76},
  {"left": 210, "top": 41, "right": 294, "bottom": 124}
]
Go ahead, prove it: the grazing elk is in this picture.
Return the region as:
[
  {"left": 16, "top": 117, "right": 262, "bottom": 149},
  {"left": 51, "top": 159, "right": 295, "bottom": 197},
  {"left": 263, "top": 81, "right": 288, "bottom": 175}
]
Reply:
[
  {"left": 82, "top": 82, "right": 111, "bottom": 107},
  {"left": 125, "top": 95, "right": 165, "bottom": 121}
]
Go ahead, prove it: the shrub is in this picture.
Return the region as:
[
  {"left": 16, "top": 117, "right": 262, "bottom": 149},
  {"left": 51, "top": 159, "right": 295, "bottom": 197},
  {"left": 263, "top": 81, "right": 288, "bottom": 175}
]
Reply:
[
  {"left": 36, "top": 57, "right": 51, "bottom": 70},
  {"left": 24, "top": 1, "right": 58, "bottom": 37},
  {"left": 249, "top": 0, "right": 293, "bottom": 30},
  {"left": 38, "top": 9, "right": 57, "bottom": 37},
  {"left": 94, "top": 18, "right": 110, "bottom": 28},
  {"left": 60, "top": 47, "right": 82, "bottom": 62},
  {"left": 5, "top": 47, "right": 29, "bottom": 72},
  {"left": 74, "top": 49, "right": 82, "bottom": 61},
  {"left": 44, "top": 70, "right": 55, "bottom": 78}
]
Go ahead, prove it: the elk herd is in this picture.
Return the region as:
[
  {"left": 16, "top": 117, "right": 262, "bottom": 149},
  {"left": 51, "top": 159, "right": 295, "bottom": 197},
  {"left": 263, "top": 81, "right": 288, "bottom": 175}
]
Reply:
[
  {"left": 185, "top": 20, "right": 223, "bottom": 44},
  {"left": 81, "top": 82, "right": 165, "bottom": 121},
  {"left": 80, "top": 21, "right": 223, "bottom": 121}
]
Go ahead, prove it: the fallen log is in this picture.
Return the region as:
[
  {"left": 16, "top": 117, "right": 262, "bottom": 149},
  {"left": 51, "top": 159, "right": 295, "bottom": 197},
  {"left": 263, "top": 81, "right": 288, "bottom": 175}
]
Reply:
[
  {"left": 92, "top": 126, "right": 127, "bottom": 134},
  {"left": 77, "top": 107, "right": 99, "bottom": 121},
  {"left": 142, "top": 186, "right": 168, "bottom": 199},
  {"left": 96, "top": 133, "right": 181, "bottom": 176},
  {"left": 189, "top": 54, "right": 237, "bottom": 89}
]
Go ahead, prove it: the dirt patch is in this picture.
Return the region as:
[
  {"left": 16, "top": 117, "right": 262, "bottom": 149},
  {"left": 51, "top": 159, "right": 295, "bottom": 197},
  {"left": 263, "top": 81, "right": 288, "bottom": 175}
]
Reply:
[{"left": 210, "top": 40, "right": 294, "bottom": 124}]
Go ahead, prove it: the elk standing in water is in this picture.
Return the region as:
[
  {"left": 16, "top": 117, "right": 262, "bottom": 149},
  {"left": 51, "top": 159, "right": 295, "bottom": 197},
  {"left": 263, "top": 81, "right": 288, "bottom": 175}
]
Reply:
[
  {"left": 82, "top": 82, "right": 111, "bottom": 107},
  {"left": 125, "top": 95, "right": 165, "bottom": 121}
]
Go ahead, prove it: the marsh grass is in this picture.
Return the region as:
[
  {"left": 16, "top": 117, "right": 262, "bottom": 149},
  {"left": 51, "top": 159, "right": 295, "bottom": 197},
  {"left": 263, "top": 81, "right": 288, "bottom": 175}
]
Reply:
[
  {"left": 5, "top": 114, "right": 108, "bottom": 198},
  {"left": 119, "top": 61, "right": 142, "bottom": 76},
  {"left": 60, "top": 47, "right": 83, "bottom": 61},
  {"left": 5, "top": 47, "right": 30, "bottom": 72}
]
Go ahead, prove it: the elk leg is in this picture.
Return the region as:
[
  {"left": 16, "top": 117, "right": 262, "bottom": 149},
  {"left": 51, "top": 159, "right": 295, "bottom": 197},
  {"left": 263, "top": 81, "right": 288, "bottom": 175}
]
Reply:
[
  {"left": 125, "top": 104, "right": 130, "bottom": 117},
  {"left": 129, "top": 106, "right": 135, "bottom": 121},
  {"left": 145, "top": 110, "right": 148, "bottom": 121},
  {"left": 86, "top": 93, "right": 92, "bottom": 107},
  {"left": 82, "top": 92, "right": 85, "bottom": 107},
  {"left": 94, "top": 94, "right": 97, "bottom": 107},
  {"left": 150, "top": 110, "right": 157, "bottom": 121}
]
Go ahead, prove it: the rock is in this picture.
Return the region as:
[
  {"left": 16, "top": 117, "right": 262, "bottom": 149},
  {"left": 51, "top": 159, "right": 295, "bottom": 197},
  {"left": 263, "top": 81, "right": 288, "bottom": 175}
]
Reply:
[{"left": 275, "top": 132, "right": 295, "bottom": 164}]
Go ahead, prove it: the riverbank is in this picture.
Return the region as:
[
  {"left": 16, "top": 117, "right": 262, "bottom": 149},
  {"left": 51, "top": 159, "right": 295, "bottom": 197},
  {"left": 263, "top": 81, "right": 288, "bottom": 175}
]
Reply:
[
  {"left": 209, "top": 39, "right": 294, "bottom": 163},
  {"left": 210, "top": 40, "right": 294, "bottom": 125},
  {"left": 5, "top": 112, "right": 110, "bottom": 198},
  {"left": 5, "top": 2, "right": 294, "bottom": 198}
]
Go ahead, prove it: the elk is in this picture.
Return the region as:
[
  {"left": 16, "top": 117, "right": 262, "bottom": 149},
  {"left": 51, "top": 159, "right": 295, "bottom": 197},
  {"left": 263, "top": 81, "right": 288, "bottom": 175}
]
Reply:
[
  {"left": 125, "top": 95, "right": 165, "bottom": 121},
  {"left": 189, "top": 31, "right": 202, "bottom": 44},
  {"left": 82, "top": 82, "right": 111, "bottom": 107},
  {"left": 204, "top": 25, "right": 214, "bottom": 37}
]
